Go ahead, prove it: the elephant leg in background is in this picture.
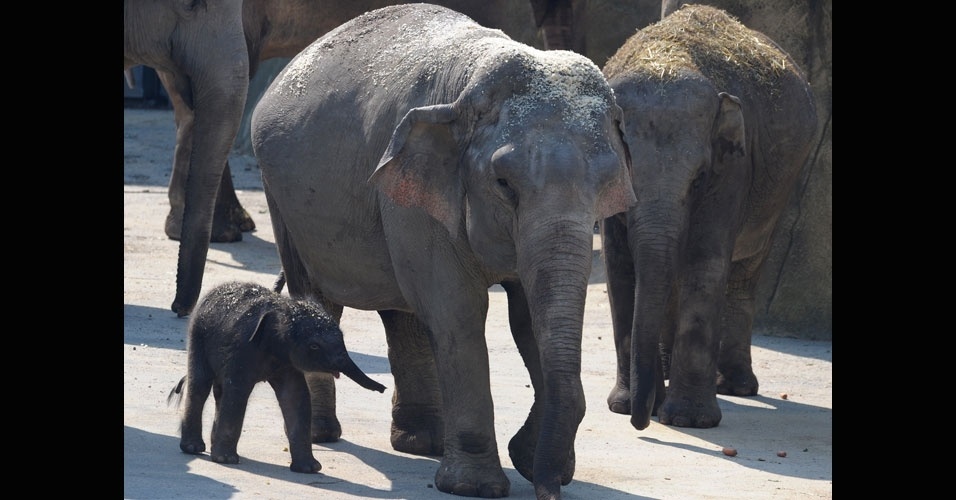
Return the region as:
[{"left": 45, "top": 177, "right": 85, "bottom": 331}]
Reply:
[
  {"left": 716, "top": 251, "right": 767, "bottom": 397},
  {"left": 305, "top": 299, "right": 345, "bottom": 443},
  {"left": 304, "top": 371, "right": 340, "bottom": 443},
  {"left": 158, "top": 74, "right": 255, "bottom": 244},
  {"left": 501, "top": 281, "right": 574, "bottom": 486},
  {"left": 378, "top": 310, "right": 444, "bottom": 457},
  {"left": 533, "top": 0, "right": 576, "bottom": 51}
]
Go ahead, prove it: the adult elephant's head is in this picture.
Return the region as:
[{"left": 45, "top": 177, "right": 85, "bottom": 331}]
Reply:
[{"left": 370, "top": 40, "right": 636, "bottom": 498}]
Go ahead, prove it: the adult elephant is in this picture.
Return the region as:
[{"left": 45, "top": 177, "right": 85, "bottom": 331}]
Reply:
[
  {"left": 251, "top": 5, "right": 635, "bottom": 498},
  {"left": 599, "top": 5, "right": 817, "bottom": 429},
  {"left": 123, "top": 0, "right": 566, "bottom": 317}
]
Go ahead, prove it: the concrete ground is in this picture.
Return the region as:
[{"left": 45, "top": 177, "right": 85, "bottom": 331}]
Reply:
[{"left": 124, "top": 108, "right": 832, "bottom": 499}]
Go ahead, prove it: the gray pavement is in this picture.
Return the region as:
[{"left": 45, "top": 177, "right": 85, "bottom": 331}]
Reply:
[{"left": 124, "top": 108, "right": 832, "bottom": 499}]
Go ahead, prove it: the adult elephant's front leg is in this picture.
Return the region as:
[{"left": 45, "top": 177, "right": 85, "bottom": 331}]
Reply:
[
  {"left": 659, "top": 260, "right": 726, "bottom": 428},
  {"left": 378, "top": 310, "right": 443, "bottom": 456},
  {"left": 716, "top": 253, "right": 764, "bottom": 397},
  {"left": 418, "top": 291, "right": 508, "bottom": 497},
  {"left": 502, "top": 281, "right": 574, "bottom": 487}
]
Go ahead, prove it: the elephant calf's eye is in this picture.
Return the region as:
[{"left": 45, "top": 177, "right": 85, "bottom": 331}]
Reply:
[
  {"left": 309, "top": 343, "right": 320, "bottom": 350},
  {"left": 496, "top": 178, "right": 509, "bottom": 188}
]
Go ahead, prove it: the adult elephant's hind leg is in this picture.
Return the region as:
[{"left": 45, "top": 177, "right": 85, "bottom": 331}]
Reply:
[
  {"left": 378, "top": 310, "right": 443, "bottom": 456},
  {"left": 211, "top": 159, "right": 255, "bottom": 240},
  {"left": 158, "top": 76, "right": 250, "bottom": 244},
  {"left": 502, "top": 281, "right": 574, "bottom": 486},
  {"left": 305, "top": 371, "right": 341, "bottom": 443}
]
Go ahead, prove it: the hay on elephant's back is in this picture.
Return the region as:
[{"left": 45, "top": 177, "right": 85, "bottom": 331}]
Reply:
[{"left": 604, "top": 4, "right": 790, "bottom": 92}]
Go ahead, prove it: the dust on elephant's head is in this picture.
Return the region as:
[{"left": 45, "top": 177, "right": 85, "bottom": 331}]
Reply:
[{"left": 369, "top": 37, "right": 636, "bottom": 270}]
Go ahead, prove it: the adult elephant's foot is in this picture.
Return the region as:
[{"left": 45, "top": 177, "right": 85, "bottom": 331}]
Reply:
[
  {"left": 210, "top": 448, "right": 241, "bottom": 464},
  {"left": 289, "top": 457, "right": 322, "bottom": 474},
  {"left": 310, "top": 415, "right": 342, "bottom": 443},
  {"left": 434, "top": 452, "right": 510, "bottom": 498},
  {"left": 606, "top": 384, "right": 630, "bottom": 415},
  {"left": 507, "top": 424, "right": 574, "bottom": 485},
  {"left": 163, "top": 203, "right": 253, "bottom": 243},
  {"left": 716, "top": 367, "right": 759, "bottom": 396},
  {"left": 210, "top": 201, "right": 249, "bottom": 242},
  {"left": 657, "top": 391, "right": 721, "bottom": 428},
  {"left": 179, "top": 437, "right": 205, "bottom": 455},
  {"left": 390, "top": 405, "right": 443, "bottom": 456}
]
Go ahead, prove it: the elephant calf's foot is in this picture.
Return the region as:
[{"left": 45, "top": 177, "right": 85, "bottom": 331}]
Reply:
[
  {"left": 508, "top": 425, "right": 574, "bottom": 485},
  {"left": 434, "top": 454, "right": 510, "bottom": 498},
  {"left": 311, "top": 415, "right": 342, "bottom": 443},
  {"left": 391, "top": 412, "right": 443, "bottom": 456},
  {"left": 289, "top": 457, "right": 322, "bottom": 474},
  {"left": 716, "top": 369, "right": 759, "bottom": 396},
  {"left": 657, "top": 392, "right": 722, "bottom": 428}
]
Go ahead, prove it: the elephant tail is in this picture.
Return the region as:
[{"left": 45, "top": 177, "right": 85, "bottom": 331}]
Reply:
[
  {"left": 273, "top": 270, "right": 286, "bottom": 294},
  {"left": 167, "top": 376, "right": 186, "bottom": 408}
]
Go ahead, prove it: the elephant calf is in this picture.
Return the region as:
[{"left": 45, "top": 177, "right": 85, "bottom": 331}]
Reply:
[
  {"left": 167, "top": 281, "right": 386, "bottom": 472},
  {"left": 600, "top": 4, "right": 817, "bottom": 429}
]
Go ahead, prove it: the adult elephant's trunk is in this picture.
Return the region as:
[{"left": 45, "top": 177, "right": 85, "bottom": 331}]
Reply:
[
  {"left": 171, "top": 17, "right": 249, "bottom": 316},
  {"left": 628, "top": 200, "right": 683, "bottom": 430},
  {"left": 516, "top": 215, "right": 593, "bottom": 499}
]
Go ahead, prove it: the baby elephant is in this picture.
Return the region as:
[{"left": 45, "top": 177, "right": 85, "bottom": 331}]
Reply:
[{"left": 168, "top": 281, "right": 386, "bottom": 473}]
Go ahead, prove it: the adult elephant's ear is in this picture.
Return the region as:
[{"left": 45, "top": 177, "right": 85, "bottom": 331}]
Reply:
[
  {"left": 713, "top": 92, "right": 746, "bottom": 166},
  {"left": 369, "top": 104, "right": 463, "bottom": 237},
  {"left": 598, "top": 104, "right": 638, "bottom": 219}
]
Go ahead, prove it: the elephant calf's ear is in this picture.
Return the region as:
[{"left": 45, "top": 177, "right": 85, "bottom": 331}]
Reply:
[
  {"left": 369, "top": 104, "right": 463, "bottom": 237},
  {"left": 248, "top": 311, "right": 274, "bottom": 343},
  {"left": 714, "top": 92, "right": 746, "bottom": 164}
]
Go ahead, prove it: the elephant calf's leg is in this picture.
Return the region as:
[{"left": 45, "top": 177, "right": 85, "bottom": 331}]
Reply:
[
  {"left": 209, "top": 383, "right": 254, "bottom": 464},
  {"left": 379, "top": 310, "right": 443, "bottom": 456},
  {"left": 179, "top": 371, "right": 213, "bottom": 455},
  {"left": 271, "top": 372, "right": 322, "bottom": 473}
]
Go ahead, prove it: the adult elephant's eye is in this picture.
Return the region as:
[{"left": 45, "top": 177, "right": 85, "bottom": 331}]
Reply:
[
  {"left": 309, "top": 343, "right": 320, "bottom": 350},
  {"left": 495, "top": 178, "right": 518, "bottom": 206}
]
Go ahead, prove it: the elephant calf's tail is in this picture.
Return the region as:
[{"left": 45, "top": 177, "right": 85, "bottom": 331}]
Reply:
[
  {"left": 167, "top": 376, "right": 186, "bottom": 408},
  {"left": 273, "top": 270, "right": 286, "bottom": 294}
]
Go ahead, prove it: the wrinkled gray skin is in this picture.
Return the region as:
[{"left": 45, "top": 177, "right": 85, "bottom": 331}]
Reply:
[
  {"left": 600, "top": 4, "right": 817, "bottom": 429},
  {"left": 251, "top": 5, "right": 635, "bottom": 499},
  {"left": 124, "top": 0, "right": 249, "bottom": 317},
  {"left": 167, "top": 281, "right": 386, "bottom": 473},
  {"left": 123, "top": 0, "right": 572, "bottom": 318}
]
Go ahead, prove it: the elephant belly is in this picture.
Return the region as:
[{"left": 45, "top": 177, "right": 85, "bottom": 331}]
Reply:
[{"left": 279, "top": 201, "right": 409, "bottom": 311}]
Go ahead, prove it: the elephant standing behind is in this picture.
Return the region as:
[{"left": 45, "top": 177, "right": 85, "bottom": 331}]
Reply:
[
  {"left": 600, "top": 4, "right": 817, "bottom": 429},
  {"left": 251, "top": 4, "right": 635, "bottom": 499}
]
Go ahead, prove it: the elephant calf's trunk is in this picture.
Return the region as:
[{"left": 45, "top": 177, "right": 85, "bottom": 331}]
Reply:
[{"left": 340, "top": 361, "right": 386, "bottom": 393}]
